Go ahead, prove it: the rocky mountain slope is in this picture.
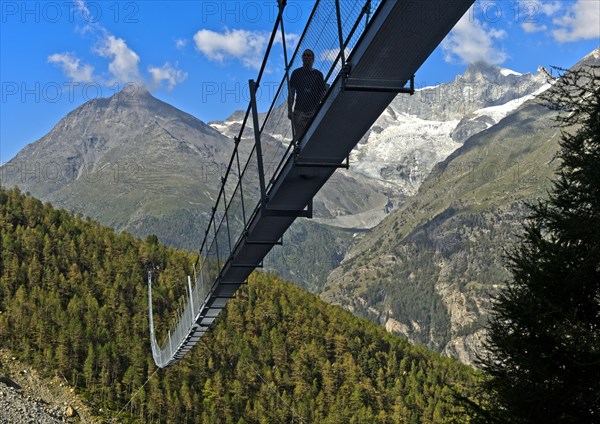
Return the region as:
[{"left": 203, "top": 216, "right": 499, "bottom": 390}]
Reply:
[
  {"left": 0, "top": 350, "right": 99, "bottom": 423},
  {"left": 322, "top": 49, "right": 600, "bottom": 364},
  {"left": 1, "top": 88, "right": 232, "bottom": 250}
]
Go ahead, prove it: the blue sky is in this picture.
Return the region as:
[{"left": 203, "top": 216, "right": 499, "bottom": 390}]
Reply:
[{"left": 1, "top": 0, "right": 598, "bottom": 162}]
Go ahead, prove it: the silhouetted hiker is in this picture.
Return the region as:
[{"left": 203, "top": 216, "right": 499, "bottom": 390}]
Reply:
[{"left": 288, "top": 49, "right": 326, "bottom": 142}]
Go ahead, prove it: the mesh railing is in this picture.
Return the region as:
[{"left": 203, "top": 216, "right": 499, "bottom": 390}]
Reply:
[{"left": 151, "top": 0, "right": 383, "bottom": 367}]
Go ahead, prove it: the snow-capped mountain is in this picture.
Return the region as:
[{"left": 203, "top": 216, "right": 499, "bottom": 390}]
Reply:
[{"left": 210, "top": 63, "right": 550, "bottom": 227}]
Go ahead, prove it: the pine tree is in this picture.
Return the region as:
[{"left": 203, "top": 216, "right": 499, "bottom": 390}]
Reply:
[{"left": 479, "top": 65, "right": 600, "bottom": 423}]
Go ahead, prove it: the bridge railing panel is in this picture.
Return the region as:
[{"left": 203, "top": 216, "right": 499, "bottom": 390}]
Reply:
[
  {"left": 239, "top": 145, "right": 263, "bottom": 224},
  {"left": 206, "top": 221, "right": 221, "bottom": 276},
  {"left": 193, "top": 250, "right": 213, "bottom": 314},
  {"left": 215, "top": 199, "right": 232, "bottom": 266},
  {"left": 226, "top": 178, "right": 247, "bottom": 249}
]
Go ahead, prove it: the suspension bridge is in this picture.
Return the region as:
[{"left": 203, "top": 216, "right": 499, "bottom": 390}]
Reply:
[{"left": 148, "top": 0, "right": 474, "bottom": 368}]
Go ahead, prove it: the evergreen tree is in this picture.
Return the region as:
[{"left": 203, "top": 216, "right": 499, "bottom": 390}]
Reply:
[{"left": 479, "top": 66, "right": 600, "bottom": 422}]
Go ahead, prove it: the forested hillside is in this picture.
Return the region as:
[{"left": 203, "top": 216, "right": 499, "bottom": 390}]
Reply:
[{"left": 0, "top": 187, "right": 478, "bottom": 422}]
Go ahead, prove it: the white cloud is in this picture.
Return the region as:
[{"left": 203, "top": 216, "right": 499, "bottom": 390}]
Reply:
[
  {"left": 194, "top": 28, "right": 270, "bottom": 69},
  {"left": 193, "top": 28, "right": 300, "bottom": 69},
  {"left": 539, "top": 1, "right": 562, "bottom": 16},
  {"left": 552, "top": 0, "right": 600, "bottom": 42},
  {"left": 74, "top": 0, "right": 91, "bottom": 18},
  {"left": 54, "top": 1, "right": 193, "bottom": 93},
  {"left": 514, "top": 1, "right": 559, "bottom": 34},
  {"left": 275, "top": 31, "right": 300, "bottom": 51},
  {"left": 521, "top": 22, "right": 548, "bottom": 33},
  {"left": 48, "top": 52, "right": 95, "bottom": 82},
  {"left": 95, "top": 34, "right": 143, "bottom": 84},
  {"left": 442, "top": 10, "right": 508, "bottom": 65},
  {"left": 148, "top": 62, "right": 188, "bottom": 90}
]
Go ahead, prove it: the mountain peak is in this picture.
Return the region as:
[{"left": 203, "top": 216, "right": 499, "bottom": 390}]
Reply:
[
  {"left": 130, "top": 86, "right": 155, "bottom": 99},
  {"left": 466, "top": 61, "right": 498, "bottom": 72},
  {"left": 105, "top": 85, "right": 155, "bottom": 104},
  {"left": 499, "top": 67, "right": 522, "bottom": 77},
  {"left": 459, "top": 61, "right": 500, "bottom": 81},
  {"left": 3, "top": 83, "right": 227, "bottom": 188},
  {"left": 458, "top": 61, "right": 526, "bottom": 85},
  {"left": 575, "top": 47, "right": 600, "bottom": 69},
  {"left": 583, "top": 47, "right": 600, "bottom": 61}
]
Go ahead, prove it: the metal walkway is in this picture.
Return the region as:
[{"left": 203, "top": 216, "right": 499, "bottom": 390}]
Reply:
[{"left": 148, "top": 0, "right": 474, "bottom": 368}]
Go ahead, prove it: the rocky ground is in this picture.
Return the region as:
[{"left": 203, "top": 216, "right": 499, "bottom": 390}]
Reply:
[{"left": 0, "top": 349, "right": 100, "bottom": 423}]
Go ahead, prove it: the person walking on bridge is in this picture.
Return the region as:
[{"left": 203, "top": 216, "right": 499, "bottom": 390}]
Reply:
[{"left": 288, "top": 49, "right": 326, "bottom": 142}]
